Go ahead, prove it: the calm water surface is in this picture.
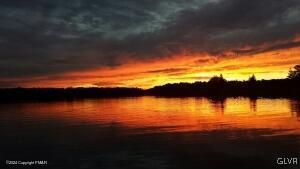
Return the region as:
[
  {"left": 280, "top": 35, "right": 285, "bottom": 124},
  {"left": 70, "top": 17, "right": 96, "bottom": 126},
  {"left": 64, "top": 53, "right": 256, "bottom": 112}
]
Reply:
[{"left": 0, "top": 97, "right": 299, "bottom": 169}]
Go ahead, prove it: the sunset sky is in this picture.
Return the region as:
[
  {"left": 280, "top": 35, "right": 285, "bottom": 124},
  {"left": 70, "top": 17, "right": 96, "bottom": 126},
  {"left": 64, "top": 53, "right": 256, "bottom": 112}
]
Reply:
[{"left": 1, "top": 0, "right": 300, "bottom": 88}]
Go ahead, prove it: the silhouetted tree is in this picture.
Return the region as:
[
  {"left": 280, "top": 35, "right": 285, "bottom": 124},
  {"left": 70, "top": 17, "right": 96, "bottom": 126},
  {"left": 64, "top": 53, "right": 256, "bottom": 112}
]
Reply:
[
  {"left": 247, "top": 74, "right": 257, "bottom": 89},
  {"left": 248, "top": 74, "right": 256, "bottom": 82},
  {"left": 208, "top": 74, "right": 227, "bottom": 84},
  {"left": 288, "top": 65, "right": 300, "bottom": 80}
]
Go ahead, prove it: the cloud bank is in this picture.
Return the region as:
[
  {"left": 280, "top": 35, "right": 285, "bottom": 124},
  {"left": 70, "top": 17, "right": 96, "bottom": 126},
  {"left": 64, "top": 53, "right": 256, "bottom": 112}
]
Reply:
[{"left": 0, "top": 0, "right": 300, "bottom": 86}]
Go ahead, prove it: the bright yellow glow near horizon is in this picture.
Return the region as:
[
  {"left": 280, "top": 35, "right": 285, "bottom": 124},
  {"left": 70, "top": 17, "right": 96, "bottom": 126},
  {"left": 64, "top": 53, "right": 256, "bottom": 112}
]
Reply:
[{"left": 6, "top": 46, "right": 300, "bottom": 89}]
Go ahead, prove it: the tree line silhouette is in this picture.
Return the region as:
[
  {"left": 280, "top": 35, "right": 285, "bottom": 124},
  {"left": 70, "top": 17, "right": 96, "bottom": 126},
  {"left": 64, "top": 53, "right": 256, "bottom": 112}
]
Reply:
[
  {"left": 0, "top": 87, "right": 143, "bottom": 102},
  {"left": 148, "top": 65, "right": 300, "bottom": 98},
  {"left": 1, "top": 65, "right": 299, "bottom": 102}
]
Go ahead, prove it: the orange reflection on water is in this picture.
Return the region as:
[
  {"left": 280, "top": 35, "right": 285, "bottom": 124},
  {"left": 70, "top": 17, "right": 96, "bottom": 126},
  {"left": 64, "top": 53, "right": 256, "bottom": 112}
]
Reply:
[{"left": 7, "top": 97, "right": 300, "bottom": 135}]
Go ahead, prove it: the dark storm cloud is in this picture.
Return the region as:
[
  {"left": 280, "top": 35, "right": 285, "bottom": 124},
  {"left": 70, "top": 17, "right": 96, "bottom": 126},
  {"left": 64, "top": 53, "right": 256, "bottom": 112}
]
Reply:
[
  {"left": 0, "top": 0, "right": 300, "bottom": 82},
  {"left": 165, "top": 0, "right": 300, "bottom": 54}
]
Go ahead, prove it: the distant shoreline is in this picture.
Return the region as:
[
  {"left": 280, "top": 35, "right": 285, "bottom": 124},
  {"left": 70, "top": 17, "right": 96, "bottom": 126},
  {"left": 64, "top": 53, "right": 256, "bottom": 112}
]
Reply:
[{"left": 1, "top": 78, "right": 300, "bottom": 102}]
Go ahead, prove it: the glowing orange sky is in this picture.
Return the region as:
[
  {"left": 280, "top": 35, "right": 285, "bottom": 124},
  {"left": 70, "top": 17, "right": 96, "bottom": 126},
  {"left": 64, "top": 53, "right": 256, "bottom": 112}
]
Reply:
[
  {"left": 2, "top": 0, "right": 300, "bottom": 89},
  {"left": 2, "top": 46, "right": 300, "bottom": 88}
]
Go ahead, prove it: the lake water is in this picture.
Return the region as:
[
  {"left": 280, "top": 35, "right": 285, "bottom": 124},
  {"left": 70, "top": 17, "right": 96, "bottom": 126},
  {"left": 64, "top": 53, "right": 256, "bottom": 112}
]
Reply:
[{"left": 0, "top": 97, "right": 299, "bottom": 169}]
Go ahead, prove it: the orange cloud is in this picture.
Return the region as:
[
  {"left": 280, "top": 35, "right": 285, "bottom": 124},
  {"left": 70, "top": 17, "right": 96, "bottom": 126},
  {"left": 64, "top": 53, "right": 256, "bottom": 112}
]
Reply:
[{"left": 9, "top": 46, "right": 300, "bottom": 89}]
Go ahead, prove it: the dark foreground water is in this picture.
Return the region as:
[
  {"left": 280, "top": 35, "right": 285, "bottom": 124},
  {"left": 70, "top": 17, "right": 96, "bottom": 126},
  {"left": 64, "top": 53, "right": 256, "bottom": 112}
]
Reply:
[{"left": 0, "top": 97, "right": 299, "bottom": 169}]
